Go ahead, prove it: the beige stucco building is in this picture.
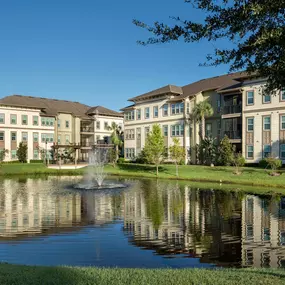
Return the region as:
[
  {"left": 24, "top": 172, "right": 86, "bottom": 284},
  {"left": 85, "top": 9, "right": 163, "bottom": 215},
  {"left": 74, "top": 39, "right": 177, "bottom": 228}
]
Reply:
[{"left": 0, "top": 95, "right": 123, "bottom": 162}]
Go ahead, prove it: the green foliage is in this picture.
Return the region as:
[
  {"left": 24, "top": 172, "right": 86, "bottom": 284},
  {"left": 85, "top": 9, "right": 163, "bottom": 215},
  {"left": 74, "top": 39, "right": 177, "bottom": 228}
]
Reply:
[
  {"left": 144, "top": 124, "right": 165, "bottom": 176},
  {"left": 233, "top": 153, "right": 246, "bottom": 175},
  {"left": 169, "top": 138, "right": 186, "bottom": 177},
  {"left": 135, "top": 148, "right": 148, "bottom": 164},
  {"left": 192, "top": 101, "right": 214, "bottom": 139},
  {"left": 217, "top": 136, "right": 234, "bottom": 166},
  {"left": 108, "top": 148, "right": 117, "bottom": 167},
  {"left": 198, "top": 137, "right": 217, "bottom": 165},
  {"left": 16, "top": 142, "right": 27, "bottom": 163},
  {"left": 0, "top": 149, "right": 8, "bottom": 166},
  {"left": 117, "top": 157, "right": 126, "bottom": 164},
  {"left": 259, "top": 159, "right": 269, "bottom": 169},
  {"left": 29, "top": 160, "right": 44, "bottom": 163},
  {"left": 265, "top": 157, "right": 282, "bottom": 175},
  {"left": 134, "top": 0, "right": 285, "bottom": 92},
  {"left": 108, "top": 122, "right": 124, "bottom": 160}
]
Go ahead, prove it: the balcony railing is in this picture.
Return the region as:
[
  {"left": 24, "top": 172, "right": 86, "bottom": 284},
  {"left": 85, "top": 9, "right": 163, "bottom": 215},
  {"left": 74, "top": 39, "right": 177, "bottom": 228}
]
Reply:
[
  {"left": 80, "top": 127, "right": 94, "bottom": 133},
  {"left": 223, "top": 131, "right": 242, "bottom": 140},
  {"left": 223, "top": 104, "right": 242, "bottom": 115}
]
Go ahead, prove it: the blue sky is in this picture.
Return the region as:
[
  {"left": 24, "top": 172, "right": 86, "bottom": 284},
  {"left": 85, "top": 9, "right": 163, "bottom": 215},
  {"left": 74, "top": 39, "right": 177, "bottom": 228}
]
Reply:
[{"left": 0, "top": 0, "right": 232, "bottom": 111}]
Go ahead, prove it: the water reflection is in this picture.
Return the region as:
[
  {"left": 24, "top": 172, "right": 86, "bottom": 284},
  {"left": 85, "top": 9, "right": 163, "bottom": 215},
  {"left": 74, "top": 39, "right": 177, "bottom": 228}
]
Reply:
[{"left": 0, "top": 177, "right": 284, "bottom": 268}]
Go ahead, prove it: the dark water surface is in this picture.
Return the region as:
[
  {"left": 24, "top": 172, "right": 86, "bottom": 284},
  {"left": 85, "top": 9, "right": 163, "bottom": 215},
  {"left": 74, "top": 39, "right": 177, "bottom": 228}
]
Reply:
[{"left": 0, "top": 176, "right": 284, "bottom": 268}]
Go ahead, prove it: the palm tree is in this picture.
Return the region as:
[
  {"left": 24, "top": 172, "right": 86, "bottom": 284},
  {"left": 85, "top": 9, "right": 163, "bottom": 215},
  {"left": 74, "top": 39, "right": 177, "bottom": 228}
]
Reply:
[
  {"left": 108, "top": 122, "right": 123, "bottom": 161},
  {"left": 192, "top": 101, "right": 214, "bottom": 140}
]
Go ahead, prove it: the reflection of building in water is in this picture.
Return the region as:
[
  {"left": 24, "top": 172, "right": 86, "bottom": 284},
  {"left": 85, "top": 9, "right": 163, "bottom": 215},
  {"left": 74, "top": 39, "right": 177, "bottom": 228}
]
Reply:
[
  {"left": 0, "top": 179, "right": 81, "bottom": 238},
  {"left": 242, "top": 195, "right": 285, "bottom": 268},
  {"left": 123, "top": 181, "right": 241, "bottom": 266}
]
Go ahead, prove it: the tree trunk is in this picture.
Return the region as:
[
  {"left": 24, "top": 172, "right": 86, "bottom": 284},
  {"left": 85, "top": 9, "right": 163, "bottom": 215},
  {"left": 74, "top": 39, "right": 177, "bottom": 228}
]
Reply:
[
  {"left": 201, "top": 116, "right": 205, "bottom": 141},
  {"left": 156, "top": 164, "right": 158, "bottom": 177},
  {"left": 115, "top": 145, "right": 119, "bottom": 161}
]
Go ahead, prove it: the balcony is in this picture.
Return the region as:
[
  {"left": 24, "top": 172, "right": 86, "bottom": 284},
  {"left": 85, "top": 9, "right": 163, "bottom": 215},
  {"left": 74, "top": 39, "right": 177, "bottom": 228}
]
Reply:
[
  {"left": 222, "top": 104, "right": 242, "bottom": 116},
  {"left": 80, "top": 141, "right": 95, "bottom": 147},
  {"left": 80, "top": 127, "right": 94, "bottom": 133},
  {"left": 223, "top": 131, "right": 242, "bottom": 142}
]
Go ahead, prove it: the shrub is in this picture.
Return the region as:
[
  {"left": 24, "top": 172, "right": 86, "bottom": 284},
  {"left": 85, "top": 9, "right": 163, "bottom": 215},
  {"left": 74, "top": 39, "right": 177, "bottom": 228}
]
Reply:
[
  {"left": 265, "top": 157, "right": 282, "bottom": 175},
  {"left": 16, "top": 142, "right": 28, "bottom": 163},
  {"left": 233, "top": 153, "right": 246, "bottom": 175},
  {"left": 198, "top": 137, "right": 217, "bottom": 165},
  {"left": 217, "top": 136, "right": 234, "bottom": 166},
  {"left": 117, "top": 157, "right": 126, "bottom": 164},
  {"left": 134, "top": 149, "right": 148, "bottom": 164},
  {"left": 2, "top": 160, "right": 20, "bottom": 164},
  {"left": 30, "top": 160, "right": 44, "bottom": 164},
  {"left": 259, "top": 159, "right": 269, "bottom": 168}
]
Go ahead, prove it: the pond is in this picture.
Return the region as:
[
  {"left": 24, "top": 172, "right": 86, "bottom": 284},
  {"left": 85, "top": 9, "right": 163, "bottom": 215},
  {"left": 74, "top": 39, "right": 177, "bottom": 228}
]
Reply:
[{"left": 0, "top": 176, "right": 284, "bottom": 269}]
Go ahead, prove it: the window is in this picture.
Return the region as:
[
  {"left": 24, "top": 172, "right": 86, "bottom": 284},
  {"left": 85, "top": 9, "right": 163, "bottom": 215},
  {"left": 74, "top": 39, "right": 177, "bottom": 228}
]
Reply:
[
  {"left": 263, "top": 144, "right": 271, "bottom": 158},
  {"left": 0, "top": 114, "right": 5, "bottom": 124},
  {"left": 57, "top": 119, "right": 61, "bottom": 128},
  {"left": 11, "top": 132, "right": 16, "bottom": 141},
  {"left": 247, "top": 91, "right": 254, "bottom": 105},
  {"left": 125, "top": 129, "right": 135, "bottom": 140},
  {"left": 58, "top": 135, "right": 61, "bottom": 144},
  {"left": 281, "top": 116, "right": 285, "bottom": 130},
  {"left": 186, "top": 102, "right": 190, "bottom": 114},
  {"left": 281, "top": 144, "right": 285, "bottom": 159},
  {"left": 65, "top": 120, "right": 69, "bottom": 128},
  {"left": 22, "top": 132, "right": 28, "bottom": 142},
  {"left": 65, "top": 135, "right": 70, "bottom": 144},
  {"left": 41, "top": 133, "right": 54, "bottom": 143},
  {"left": 125, "top": 111, "right": 134, "bottom": 121},
  {"left": 22, "top": 115, "right": 27, "bottom": 125},
  {"left": 125, "top": 148, "right": 135, "bottom": 159},
  {"left": 33, "top": 149, "right": 39, "bottom": 159},
  {"left": 96, "top": 135, "right": 100, "bottom": 142},
  {"left": 33, "top": 133, "right": 38, "bottom": 142},
  {"left": 145, "top": 127, "right": 150, "bottom": 137},
  {"left": 153, "top": 106, "right": 158, "bottom": 118},
  {"left": 263, "top": 93, "right": 271, "bottom": 103},
  {"left": 96, "top": 121, "right": 100, "bottom": 129},
  {"left": 171, "top": 103, "right": 184, "bottom": 115},
  {"left": 247, "top": 145, "right": 254, "bottom": 159},
  {"left": 136, "top": 109, "right": 141, "bottom": 120},
  {"left": 0, "top": 132, "right": 4, "bottom": 141},
  {"left": 11, "top": 150, "right": 17, "bottom": 160},
  {"left": 205, "top": 123, "right": 212, "bottom": 137},
  {"left": 145, "top": 107, "right": 150, "bottom": 119},
  {"left": 171, "top": 124, "right": 184, "bottom": 136},
  {"left": 163, "top": 104, "right": 168, "bottom": 116},
  {"left": 104, "top": 122, "right": 109, "bottom": 130},
  {"left": 41, "top": 117, "right": 54, "bottom": 126},
  {"left": 281, "top": 89, "right": 285, "bottom": 101},
  {"left": 247, "top": 118, "right": 254, "bottom": 132},
  {"left": 163, "top": 125, "right": 168, "bottom": 137},
  {"left": 10, "top": 114, "right": 17, "bottom": 125},
  {"left": 136, "top": 128, "right": 141, "bottom": 139},
  {"left": 263, "top": 116, "right": 271, "bottom": 130},
  {"left": 33, "top": 116, "right": 38, "bottom": 126}
]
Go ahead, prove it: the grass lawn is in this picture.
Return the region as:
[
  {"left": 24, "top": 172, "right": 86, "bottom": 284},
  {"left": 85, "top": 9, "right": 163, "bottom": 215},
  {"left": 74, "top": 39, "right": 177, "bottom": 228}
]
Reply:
[
  {"left": 0, "top": 264, "right": 284, "bottom": 285},
  {"left": 104, "top": 163, "right": 285, "bottom": 190},
  {"left": 2, "top": 163, "right": 285, "bottom": 193}
]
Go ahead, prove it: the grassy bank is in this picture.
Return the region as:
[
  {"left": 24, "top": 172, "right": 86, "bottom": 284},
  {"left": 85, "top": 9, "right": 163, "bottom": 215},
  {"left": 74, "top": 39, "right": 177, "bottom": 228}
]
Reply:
[
  {"left": 2, "top": 163, "right": 285, "bottom": 193},
  {"left": 0, "top": 264, "right": 284, "bottom": 285}
]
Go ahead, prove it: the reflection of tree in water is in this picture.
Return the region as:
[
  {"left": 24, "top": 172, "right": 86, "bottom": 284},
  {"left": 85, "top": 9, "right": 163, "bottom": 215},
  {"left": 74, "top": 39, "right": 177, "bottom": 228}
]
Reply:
[{"left": 142, "top": 180, "right": 165, "bottom": 230}]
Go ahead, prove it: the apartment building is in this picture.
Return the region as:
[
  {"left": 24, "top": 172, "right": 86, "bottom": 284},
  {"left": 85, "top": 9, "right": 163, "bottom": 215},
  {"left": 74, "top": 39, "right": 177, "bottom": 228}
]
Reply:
[
  {"left": 0, "top": 95, "right": 123, "bottom": 162},
  {"left": 122, "top": 73, "right": 241, "bottom": 163},
  {"left": 219, "top": 75, "right": 285, "bottom": 163}
]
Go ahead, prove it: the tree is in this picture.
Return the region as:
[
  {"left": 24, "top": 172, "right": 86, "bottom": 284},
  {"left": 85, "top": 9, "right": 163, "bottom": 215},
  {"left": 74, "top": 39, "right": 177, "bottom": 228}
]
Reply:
[
  {"left": 265, "top": 157, "right": 282, "bottom": 176},
  {"left": 108, "top": 122, "right": 124, "bottom": 163},
  {"left": 192, "top": 101, "right": 213, "bottom": 140},
  {"left": 217, "top": 136, "right": 234, "bottom": 166},
  {"left": 144, "top": 124, "right": 165, "bottom": 176},
  {"left": 199, "top": 137, "right": 217, "bottom": 166},
  {"left": 16, "top": 142, "right": 28, "bottom": 163},
  {"left": 0, "top": 149, "right": 8, "bottom": 167},
  {"left": 169, "top": 138, "right": 185, "bottom": 177},
  {"left": 108, "top": 148, "right": 117, "bottom": 168},
  {"left": 134, "top": 0, "right": 285, "bottom": 93},
  {"left": 233, "top": 153, "right": 246, "bottom": 175}
]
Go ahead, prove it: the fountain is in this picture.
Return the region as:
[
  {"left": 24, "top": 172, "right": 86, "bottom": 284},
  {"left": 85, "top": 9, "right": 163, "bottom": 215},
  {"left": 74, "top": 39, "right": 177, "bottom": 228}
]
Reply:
[{"left": 74, "top": 147, "right": 126, "bottom": 190}]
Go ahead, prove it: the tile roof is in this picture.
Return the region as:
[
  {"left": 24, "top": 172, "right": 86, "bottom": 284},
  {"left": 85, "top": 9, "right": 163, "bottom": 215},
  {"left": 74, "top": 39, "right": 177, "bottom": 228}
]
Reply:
[
  {"left": 86, "top": 106, "right": 123, "bottom": 117},
  {"left": 128, "top": 85, "right": 183, "bottom": 102},
  {"left": 0, "top": 95, "right": 122, "bottom": 118}
]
